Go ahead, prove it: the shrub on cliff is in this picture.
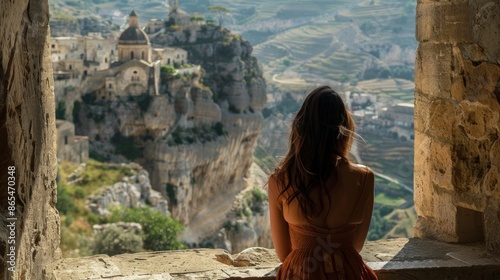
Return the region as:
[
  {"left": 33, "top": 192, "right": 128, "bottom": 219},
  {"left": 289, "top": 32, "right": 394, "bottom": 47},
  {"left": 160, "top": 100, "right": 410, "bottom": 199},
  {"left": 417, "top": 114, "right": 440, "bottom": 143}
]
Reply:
[
  {"left": 92, "top": 224, "right": 143, "bottom": 256},
  {"left": 107, "top": 206, "right": 186, "bottom": 251}
]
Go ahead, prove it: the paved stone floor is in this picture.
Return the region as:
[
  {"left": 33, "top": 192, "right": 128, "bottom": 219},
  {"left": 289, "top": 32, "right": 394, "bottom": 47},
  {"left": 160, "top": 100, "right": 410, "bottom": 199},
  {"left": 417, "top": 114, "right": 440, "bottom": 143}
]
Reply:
[{"left": 51, "top": 238, "right": 500, "bottom": 279}]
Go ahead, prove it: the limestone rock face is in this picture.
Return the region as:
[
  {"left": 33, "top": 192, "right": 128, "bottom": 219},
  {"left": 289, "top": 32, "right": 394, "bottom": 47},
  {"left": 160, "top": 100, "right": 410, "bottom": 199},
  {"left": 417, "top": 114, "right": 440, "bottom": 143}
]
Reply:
[
  {"left": 0, "top": 0, "right": 61, "bottom": 278},
  {"left": 87, "top": 168, "right": 170, "bottom": 216},
  {"left": 154, "top": 25, "right": 267, "bottom": 113},
  {"left": 75, "top": 24, "right": 269, "bottom": 251},
  {"left": 414, "top": 0, "right": 500, "bottom": 252}
]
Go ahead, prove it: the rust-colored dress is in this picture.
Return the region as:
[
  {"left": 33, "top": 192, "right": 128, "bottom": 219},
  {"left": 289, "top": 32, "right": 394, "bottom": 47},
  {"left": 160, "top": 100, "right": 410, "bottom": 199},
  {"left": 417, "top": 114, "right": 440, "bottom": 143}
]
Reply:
[
  {"left": 276, "top": 223, "right": 378, "bottom": 279},
  {"left": 269, "top": 164, "right": 378, "bottom": 280}
]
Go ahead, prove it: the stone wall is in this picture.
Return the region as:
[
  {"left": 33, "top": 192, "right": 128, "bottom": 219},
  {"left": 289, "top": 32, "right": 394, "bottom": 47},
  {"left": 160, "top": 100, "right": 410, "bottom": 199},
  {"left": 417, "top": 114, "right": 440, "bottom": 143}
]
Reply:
[
  {"left": 414, "top": 0, "right": 500, "bottom": 252},
  {"left": 0, "top": 0, "right": 61, "bottom": 279}
]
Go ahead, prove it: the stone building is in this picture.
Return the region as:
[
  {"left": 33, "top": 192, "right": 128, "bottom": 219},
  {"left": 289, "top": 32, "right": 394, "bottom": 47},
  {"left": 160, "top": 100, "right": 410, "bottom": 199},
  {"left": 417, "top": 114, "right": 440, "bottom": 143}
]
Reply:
[
  {"left": 168, "top": 0, "right": 191, "bottom": 26},
  {"left": 146, "top": 19, "right": 165, "bottom": 34},
  {"left": 81, "top": 10, "right": 161, "bottom": 100},
  {"left": 152, "top": 47, "right": 188, "bottom": 67},
  {"left": 56, "top": 120, "right": 89, "bottom": 163},
  {"left": 378, "top": 103, "right": 414, "bottom": 128},
  {"left": 51, "top": 34, "right": 117, "bottom": 79}
]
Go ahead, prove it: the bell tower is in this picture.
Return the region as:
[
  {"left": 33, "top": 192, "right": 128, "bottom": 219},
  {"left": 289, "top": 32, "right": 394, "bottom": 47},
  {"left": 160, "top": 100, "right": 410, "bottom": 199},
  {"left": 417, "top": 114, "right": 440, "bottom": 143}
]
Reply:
[{"left": 169, "top": 0, "right": 179, "bottom": 13}]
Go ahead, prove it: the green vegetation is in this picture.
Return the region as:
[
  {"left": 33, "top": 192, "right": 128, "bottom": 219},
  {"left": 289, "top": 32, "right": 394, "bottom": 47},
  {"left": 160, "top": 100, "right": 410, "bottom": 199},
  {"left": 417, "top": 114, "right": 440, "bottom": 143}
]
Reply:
[
  {"left": 208, "top": 5, "right": 230, "bottom": 27},
  {"left": 225, "top": 187, "right": 268, "bottom": 232},
  {"left": 56, "top": 160, "right": 185, "bottom": 257},
  {"left": 92, "top": 225, "right": 143, "bottom": 256},
  {"left": 56, "top": 160, "right": 139, "bottom": 257},
  {"left": 72, "top": 101, "right": 81, "bottom": 125},
  {"left": 111, "top": 132, "right": 143, "bottom": 160},
  {"left": 167, "top": 122, "right": 227, "bottom": 146},
  {"left": 106, "top": 206, "right": 185, "bottom": 251},
  {"left": 138, "top": 95, "right": 153, "bottom": 112},
  {"left": 166, "top": 183, "right": 178, "bottom": 206},
  {"left": 56, "top": 101, "right": 66, "bottom": 120}
]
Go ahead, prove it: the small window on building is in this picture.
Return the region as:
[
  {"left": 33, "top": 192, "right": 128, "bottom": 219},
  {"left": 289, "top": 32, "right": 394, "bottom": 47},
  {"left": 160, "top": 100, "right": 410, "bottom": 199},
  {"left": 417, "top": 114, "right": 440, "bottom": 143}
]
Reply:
[
  {"left": 111, "top": 50, "right": 114, "bottom": 55},
  {"left": 167, "top": 58, "right": 170, "bottom": 64},
  {"left": 142, "top": 51, "right": 145, "bottom": 59},
  {"left": 176, "top": 54, "right": 179, "bottom": 59},
  {"left": 64, "top": 136, "right": 68, "bottom": 145},
  {"left": 51, "top": 44, "right": 55, "bottom": 48},
  {"left": 133, "top": 70, "right": 138, "bottom": 74},
  {"left": 131, "top": 51, "right": 134, "bottom": 59},
  {"left": 105, "top": 57, "right": 108, "bottom": 63},
  {"left": 108, "top": 91, "right": 112, "bottom": 96},
  {"left": 69, "top": 65, "right": 72, "bottom": 70},
  {"left": 108, "top": 84, "right": 112, "bottom": 89}
]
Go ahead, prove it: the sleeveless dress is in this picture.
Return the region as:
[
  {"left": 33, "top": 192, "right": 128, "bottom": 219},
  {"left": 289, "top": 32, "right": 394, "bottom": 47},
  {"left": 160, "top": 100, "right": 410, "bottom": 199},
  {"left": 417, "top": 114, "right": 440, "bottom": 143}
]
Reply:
[{"left": 275, "top": 223, "right": 378, "bottom": 280}]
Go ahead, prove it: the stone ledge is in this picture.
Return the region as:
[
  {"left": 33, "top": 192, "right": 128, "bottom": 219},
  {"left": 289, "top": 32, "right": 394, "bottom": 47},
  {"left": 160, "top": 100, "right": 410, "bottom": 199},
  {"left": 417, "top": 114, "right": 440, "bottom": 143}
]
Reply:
[{"left": 50, "top": 238, "right": 500, "bottom": 279}]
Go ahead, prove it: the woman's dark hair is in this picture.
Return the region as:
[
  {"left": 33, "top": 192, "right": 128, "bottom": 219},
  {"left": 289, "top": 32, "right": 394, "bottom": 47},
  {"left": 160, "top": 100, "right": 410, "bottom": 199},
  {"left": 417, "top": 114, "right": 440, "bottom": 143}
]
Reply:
[{"left": 272, "top": 85, "right": 355, "bottom": 218}]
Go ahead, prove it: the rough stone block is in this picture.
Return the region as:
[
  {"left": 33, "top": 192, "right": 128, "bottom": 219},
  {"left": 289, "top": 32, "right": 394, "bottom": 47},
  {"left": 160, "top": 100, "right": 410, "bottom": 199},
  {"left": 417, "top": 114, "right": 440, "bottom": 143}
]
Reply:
[
  {"left": 414, "top": 133, "right": 435, "bottom": 217},
  {"left": 484, "top": 200, "right": 500, "bottom": 252},
  {"left": 429, "top": 140, "right": 454, "bottom": 191},
  {"left": 482, "top": 166, "right": 500, "bottom": 199},
  {"left": 491, "top": 140, "right": 500, "bottom": 169},
  {"left": 414, "top": 92, "right": 430, "bottom": 133},
  {"left": 415, "top": 43, "right": 453, "bottom": 98},
  {"left": 458, "top": 100, "right": 499, "bottom": 141},
  {"left": 417, "top": 1, "right": 473, "bottom": 43},
  {"left": 428, "top": 98, "right": 456, "bottom": 143},
  {"left": 471, "top": 1, "right": 500, "bottom": 62}
]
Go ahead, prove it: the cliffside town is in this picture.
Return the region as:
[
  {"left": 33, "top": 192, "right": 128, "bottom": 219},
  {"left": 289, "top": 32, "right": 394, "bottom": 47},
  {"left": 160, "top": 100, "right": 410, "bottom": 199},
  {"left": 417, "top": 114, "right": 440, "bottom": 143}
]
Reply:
[{"left": 52, "top": 2, "right": 270, "bottom": 252}]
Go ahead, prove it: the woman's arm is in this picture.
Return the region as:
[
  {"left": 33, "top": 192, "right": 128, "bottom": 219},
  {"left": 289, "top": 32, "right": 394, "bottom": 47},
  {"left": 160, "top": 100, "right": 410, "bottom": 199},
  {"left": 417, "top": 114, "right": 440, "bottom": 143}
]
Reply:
[
  {"left": 268, "top": 176, "right": 292, "bottom": 262},
  {"left": 353, "top": 169, "right": 375, "bottom": 253}
]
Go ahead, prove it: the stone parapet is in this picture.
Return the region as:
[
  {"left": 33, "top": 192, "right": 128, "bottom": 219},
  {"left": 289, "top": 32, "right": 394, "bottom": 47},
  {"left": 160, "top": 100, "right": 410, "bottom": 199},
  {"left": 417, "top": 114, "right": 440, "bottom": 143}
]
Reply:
[{"left": 50, "top": 239, "right": 500, "bottom": 279}]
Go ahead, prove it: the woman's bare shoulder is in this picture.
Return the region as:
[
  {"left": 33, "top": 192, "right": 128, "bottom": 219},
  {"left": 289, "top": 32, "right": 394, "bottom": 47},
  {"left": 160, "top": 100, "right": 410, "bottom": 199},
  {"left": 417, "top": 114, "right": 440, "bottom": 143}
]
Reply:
[{"left": 343, "top": 162, "right": 373, "bottom": 175}]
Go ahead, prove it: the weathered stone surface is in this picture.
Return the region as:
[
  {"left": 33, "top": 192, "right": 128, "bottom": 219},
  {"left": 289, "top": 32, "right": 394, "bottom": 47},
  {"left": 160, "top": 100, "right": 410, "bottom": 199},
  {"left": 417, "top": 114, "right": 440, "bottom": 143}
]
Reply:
[
  {"left": 415, "top": 0, "right": 500, "bottom": 252},
  {"left": 0, "top": 0, "right": 62, "bottom": 279},
  {"left": 50, "top": 240, "right": 500, "bottom": 279},
  {"left": 87, "top": 167, "right": 170, "bottom": 216},
  {"left": 414, "top": 43, "right": 453, "bottom": 98},
  {"left": 416, "top": 1, "right": 473, "bottom": 43}
]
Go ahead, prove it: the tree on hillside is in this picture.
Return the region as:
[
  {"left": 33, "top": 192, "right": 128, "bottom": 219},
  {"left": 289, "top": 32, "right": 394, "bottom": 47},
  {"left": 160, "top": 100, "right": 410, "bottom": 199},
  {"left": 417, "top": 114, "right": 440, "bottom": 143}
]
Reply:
[{"left": 208, "top": 5, "right": 230, "bottom": 27}]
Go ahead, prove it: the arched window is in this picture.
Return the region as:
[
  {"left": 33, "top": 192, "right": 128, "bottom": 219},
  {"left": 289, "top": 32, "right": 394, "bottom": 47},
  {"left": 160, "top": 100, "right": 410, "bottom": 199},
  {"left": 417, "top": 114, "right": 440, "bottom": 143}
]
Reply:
[
  {"left": 131, "top": 51, "right": 134, "bottom": 59},
  {"left": 108, "top": 84, "right": 112, "bottom": 89},
  {"left": 69, "top": 65, "right": 72, "bottom": 70},
  {"left": 142, "top": 51, "right": 145, "bottom": 59}
]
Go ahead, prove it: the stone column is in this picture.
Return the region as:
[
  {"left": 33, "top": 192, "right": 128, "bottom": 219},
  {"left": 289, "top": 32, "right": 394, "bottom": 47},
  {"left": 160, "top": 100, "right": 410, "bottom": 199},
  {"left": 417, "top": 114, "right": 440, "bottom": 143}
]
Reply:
[
  {"left": 0, "top": 0, "right": 61, "bottom": 279},
  {"left": 414, "top": 0, "right": 500, "bottom": 252}
]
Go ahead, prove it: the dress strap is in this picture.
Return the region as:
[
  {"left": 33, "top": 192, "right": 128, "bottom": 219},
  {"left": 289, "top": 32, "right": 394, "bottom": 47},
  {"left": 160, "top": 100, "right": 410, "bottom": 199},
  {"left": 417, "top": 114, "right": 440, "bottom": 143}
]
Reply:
[{"left": 344, "top": 166, "right": 369, "bottom": 225}]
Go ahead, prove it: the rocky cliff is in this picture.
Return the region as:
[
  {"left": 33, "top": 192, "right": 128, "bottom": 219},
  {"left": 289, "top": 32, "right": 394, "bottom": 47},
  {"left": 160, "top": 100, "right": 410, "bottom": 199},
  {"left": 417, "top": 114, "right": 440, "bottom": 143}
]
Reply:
[
  {"left": 0, "top": 0, "right": 61, "bottom": 278},
  {"left": 76, "top": 24, "right": 269, "bottom": 250}
]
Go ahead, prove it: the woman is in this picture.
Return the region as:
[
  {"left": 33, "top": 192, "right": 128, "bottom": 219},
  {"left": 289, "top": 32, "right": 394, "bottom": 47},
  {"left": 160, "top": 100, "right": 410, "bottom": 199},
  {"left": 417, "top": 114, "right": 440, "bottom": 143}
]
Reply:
[{"left": 268, "top": 86, "right": 378, "bottom": 280}]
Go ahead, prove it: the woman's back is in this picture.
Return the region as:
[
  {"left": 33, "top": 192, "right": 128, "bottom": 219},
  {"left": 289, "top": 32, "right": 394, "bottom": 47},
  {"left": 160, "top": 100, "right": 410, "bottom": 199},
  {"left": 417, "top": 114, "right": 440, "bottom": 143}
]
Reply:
[
  {"left": 282, "top": 162, "right": 373, "bottom": 231},
  {"left": 268, "top": 86, "right": 378, "bottom": 279}
]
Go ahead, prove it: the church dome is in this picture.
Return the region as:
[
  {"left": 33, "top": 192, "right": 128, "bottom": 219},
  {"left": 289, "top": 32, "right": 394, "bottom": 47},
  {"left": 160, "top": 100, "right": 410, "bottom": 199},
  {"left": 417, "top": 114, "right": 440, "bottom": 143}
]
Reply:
[
  {"left": 118, "top": 10, "right": 150, "bottom": 46},
  {"left": 118, "top": 28, "right": 149, "bottom": 45}
]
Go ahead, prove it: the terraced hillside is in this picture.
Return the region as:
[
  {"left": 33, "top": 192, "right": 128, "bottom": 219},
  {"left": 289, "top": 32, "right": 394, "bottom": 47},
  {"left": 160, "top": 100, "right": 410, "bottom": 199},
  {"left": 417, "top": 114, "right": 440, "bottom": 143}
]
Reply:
[{"left": 51, "top": 0, "right": 417, "bottom": 241}]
